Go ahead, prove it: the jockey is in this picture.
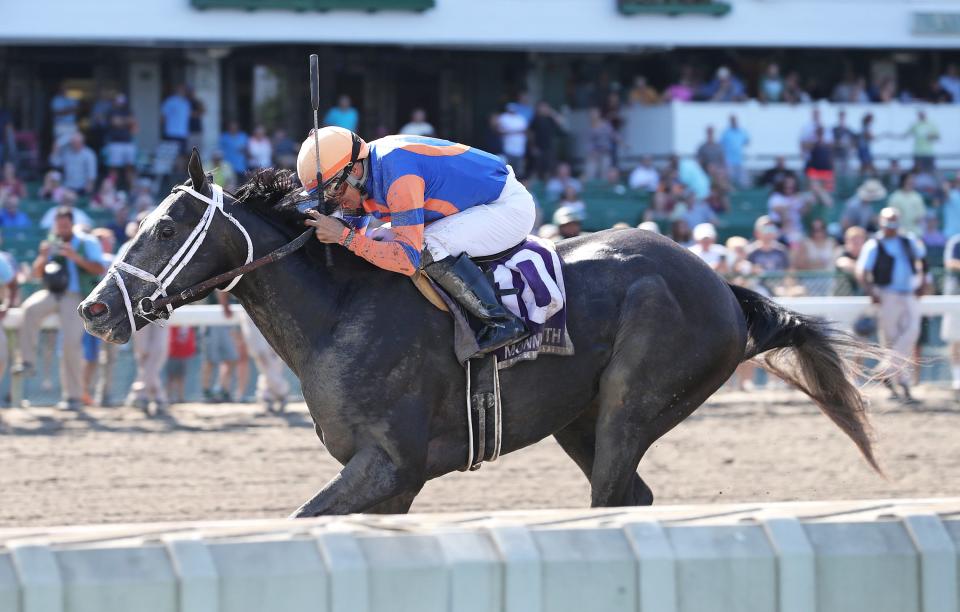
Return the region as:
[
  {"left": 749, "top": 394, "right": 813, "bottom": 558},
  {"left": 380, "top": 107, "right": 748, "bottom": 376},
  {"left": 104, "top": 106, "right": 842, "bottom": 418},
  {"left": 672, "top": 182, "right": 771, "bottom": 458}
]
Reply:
[{"left": 298, "top": 127, "right": 536, "bottom": 354}]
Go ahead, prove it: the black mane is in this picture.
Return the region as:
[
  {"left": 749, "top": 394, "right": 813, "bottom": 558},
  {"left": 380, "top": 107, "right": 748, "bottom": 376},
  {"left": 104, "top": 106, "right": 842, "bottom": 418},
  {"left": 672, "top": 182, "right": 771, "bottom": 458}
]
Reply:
[{"left": 235, "top": 168, "right": 316, "bottom": 227}]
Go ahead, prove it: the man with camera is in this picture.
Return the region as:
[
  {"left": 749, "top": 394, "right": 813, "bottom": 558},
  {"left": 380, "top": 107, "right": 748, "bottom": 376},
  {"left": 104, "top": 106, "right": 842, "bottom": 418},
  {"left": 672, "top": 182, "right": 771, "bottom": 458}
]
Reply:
[{"left": 14, "top": 207, "right": 105, "bottom": 410}]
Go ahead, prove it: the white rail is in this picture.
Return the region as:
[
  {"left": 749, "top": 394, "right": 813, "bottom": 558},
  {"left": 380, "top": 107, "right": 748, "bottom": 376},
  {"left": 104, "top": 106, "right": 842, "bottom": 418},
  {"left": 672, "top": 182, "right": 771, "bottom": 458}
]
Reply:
[{"left": 1, "top": 498, "right": 957, "bottom": 612}]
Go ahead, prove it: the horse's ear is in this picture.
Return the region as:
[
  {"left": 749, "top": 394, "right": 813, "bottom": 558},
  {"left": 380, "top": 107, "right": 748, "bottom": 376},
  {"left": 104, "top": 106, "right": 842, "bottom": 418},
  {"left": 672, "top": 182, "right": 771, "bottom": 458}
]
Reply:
[{"left": 187, "top": 148, "right": 208, "bottom": 191}]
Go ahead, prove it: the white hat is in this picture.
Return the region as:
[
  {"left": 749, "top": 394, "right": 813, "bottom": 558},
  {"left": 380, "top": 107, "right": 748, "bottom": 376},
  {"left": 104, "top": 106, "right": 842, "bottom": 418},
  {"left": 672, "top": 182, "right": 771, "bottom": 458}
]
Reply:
[
  {"left": 856, "top": 179, "right": 888, "bottom": 203},
  {"left": 553, "top": 205, "right": 586, "bottom": 226},
  {"left": 693, "top": 223, "right": 717, "bottom": 241},
  {"left": 637, "top": 221, "right": 661, "bottom": 234}
]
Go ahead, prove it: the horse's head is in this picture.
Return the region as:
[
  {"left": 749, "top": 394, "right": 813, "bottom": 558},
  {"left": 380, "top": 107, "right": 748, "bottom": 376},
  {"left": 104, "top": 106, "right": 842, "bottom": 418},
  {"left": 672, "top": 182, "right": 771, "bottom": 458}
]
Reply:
[{"left": 79, "top": 150, "right": 252, "bottom": 344}]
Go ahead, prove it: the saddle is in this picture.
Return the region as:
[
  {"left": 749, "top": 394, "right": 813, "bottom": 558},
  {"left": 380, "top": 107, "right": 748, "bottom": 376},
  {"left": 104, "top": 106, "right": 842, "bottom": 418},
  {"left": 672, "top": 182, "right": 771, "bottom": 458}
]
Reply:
[{"left": 411, "top": 241, "right": 527, "bottom": 313}]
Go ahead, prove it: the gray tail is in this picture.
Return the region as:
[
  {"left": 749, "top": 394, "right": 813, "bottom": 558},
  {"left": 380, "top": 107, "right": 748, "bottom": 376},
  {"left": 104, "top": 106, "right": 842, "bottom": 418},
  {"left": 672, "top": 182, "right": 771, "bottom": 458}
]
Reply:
[{"left": 729, "top": 283, "right": 881, "bottom": 473}]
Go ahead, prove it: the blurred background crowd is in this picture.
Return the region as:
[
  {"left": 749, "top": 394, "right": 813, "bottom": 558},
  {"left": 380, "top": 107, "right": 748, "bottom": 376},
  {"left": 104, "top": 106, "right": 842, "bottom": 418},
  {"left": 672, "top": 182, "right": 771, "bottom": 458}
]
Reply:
[{"left": 0, "top": 34, "right": 959, "bottom": 408}]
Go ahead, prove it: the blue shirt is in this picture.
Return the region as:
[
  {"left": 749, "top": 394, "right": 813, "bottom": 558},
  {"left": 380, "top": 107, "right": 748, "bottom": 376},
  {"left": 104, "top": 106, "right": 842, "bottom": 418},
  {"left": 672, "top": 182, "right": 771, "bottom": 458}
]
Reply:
[
  {"left": 219, "top": 131, "right": 249, "bottom": 174},
  {"left": 0, "top": 210, "right": 31, "bottom": 228},
  {"left": 943, "top": 189, "right": 960, "bottom": 238},
  {"left": 857, "top": 234, "right": 926, "bottom": 293},
  {"left": 47, "top": 233, "right": 103, "bottom": 293},
  {"left": 51, "top": 95, "right": 78, "bottom": 126},
  {"left": 720, "top": 127, "right": 749, "bottom": 166},
  {"left": 323, "top": 107, "right": 359, "bottom": 131},
  {"left": 161, "top": 95, "right": 191, "bottom": 139}
]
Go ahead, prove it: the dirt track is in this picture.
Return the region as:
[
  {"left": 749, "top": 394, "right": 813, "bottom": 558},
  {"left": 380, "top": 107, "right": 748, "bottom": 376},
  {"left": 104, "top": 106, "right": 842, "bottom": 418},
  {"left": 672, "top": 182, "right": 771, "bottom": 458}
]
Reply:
[{"left": 0, "top": 386, "right": 957, "bottom": 527}]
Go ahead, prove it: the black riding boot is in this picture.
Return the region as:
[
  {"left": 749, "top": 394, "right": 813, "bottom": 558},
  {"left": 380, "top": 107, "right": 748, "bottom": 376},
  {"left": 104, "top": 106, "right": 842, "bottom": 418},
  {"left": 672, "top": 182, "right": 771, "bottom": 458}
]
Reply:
[{"left": 425, "top": 253, "right": 528, "bottom": 355}]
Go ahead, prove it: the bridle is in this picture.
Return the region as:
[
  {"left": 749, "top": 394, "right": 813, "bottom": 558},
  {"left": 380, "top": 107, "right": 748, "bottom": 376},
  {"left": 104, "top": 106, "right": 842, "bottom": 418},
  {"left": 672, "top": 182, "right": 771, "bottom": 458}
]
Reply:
[{"left": 109, "top": 183, "right": 253, "bottom": 332}]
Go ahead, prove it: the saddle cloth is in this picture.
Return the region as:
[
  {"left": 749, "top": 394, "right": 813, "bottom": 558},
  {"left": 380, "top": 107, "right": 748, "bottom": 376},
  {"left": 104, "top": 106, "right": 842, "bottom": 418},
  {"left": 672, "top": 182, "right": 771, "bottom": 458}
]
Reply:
[{"left": 417, "top": 235, "right": 575, "bottom": 369}]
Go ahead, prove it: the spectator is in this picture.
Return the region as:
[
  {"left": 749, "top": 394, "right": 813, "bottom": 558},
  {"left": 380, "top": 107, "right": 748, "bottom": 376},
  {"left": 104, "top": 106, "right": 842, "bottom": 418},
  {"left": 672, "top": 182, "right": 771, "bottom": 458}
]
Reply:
[
  {"left": 14, "top": 207, "right": 105, "bottom": 410},
  {"left": 696, "top": 126, "right": 725, "bottom": 173},
  {"left": 0, "top": 193, "right": 32, "bottom": 228},
  {"left": 604, "top": 167, "right": 626, "bottom": 195},
  {"left": 942, "top": 230, "right": 960, "bottom": 395},
  {"left": 41, "top": 190, "right": 93, "bottom": 229},
  {"left": 747, "top": 216, "right": 790, "bottom": 273},
  {"left": 201, "top": 291, "right": 240, "bottom": 403},
  {"left": 720, "top": 115, "right": 749, "bottom": 188},
  {"left": 161, "top": 84, "right": 192, "bottom": 151},
  {"left": 805, "top": 127, "right": 835, "bottom": 193},
  {"left": 91, "top": 176, "right": 122, "bottom": 212},
  {"left": 553, "top": 206, "right": 584, "bottom": 239},
  {"left": 628, "top": 76, "right": 660, "bottom": 106},
  {"left": 677, "top": 157, "right": 710, "bottom": 200},
  {"left": 628, "top": 156, "right": 659, "bottom": 192},
  {"left": 166, "top": 326, "right": 196, "bottom": 405},
  {"left": 768, "top": 175, "right": 809, "bottom": 244},
  {"left": 105, "top": 207, "right": 129, "bottom": 249},
  {"left": 903, "top": 110, "right": 939, "bottom": 172},
  {"left": 210, "top": 149, "right": 238, "bottom": 192},
  {"left": 219, "top": 120, "right": 249, "bottom": 176},
  {"left": 602, "top": 91, "right": 625, "bottom": 168},
  {"left": 921, "top": 212, "right": 945, "bottom": 249},
  {"left": 638, "top": 221, "right": 661, "bottom": 234},
  {"left": 793, "top": 218, "right": 836, "bottom": 271},
  {"left": 81, "top": 228, "right": 116, "bottom": 407},
  {"left": 0, "top": 162, "right": 26, "bottom": 199},
  {"left": 497, "top": 103, "right": 529, "bottom": 177},
  {"left": 127, "top": 322, "right": 169, "bottom": 413},
  {"left": 942, "top": 175, "right": 960, "bottom": 238},
  {"left": 583, "top": 107, "right": 616, "bottom": 181},
  {"left": 856, "top": 207, "right": 926, "bottom": 402},
  {"left": 670, "top": 218, "right": 693, "bottom": 247},
  {"left": 272, "top": 129, "right": 298, "bottom": 169},
  {"left": 726, "top": 235, "right": 753, "bottom": 276},
  {"left": 546, "top": 162, "right": 582, "bottom": 201},
  {"left": 247, "top": 125, "right": 273, "bottom": 170},
  {"left": 39, "top": 170, "right": 66, "bottom": 203},
  {"left": 888, "top": 173, "right": 926, "bottom": 236},
  {"left": 557, "top": 185, "right": 586, "bottom": 219},
  {"left": 832, "top": 110, "right": 855, "bottom": 177},
  {"left": 240, "top": 314, "right": 290, "bottom": 412},
  {"left": 835, "top": 225, "right": 868, "bottom": 295},
  {"left": 529, "top": 102, "right": 567, "bottom": 181},
  {"left": 702, "top": 66, "right": 746, "bottom": 102},
  {"left": 758, "top": 63, "right": 785, "bottom": 103},
  {"left": 512, "top": 91, "right": 535, "bottom": 124},
  {"left": 399, "top": 108, "right": 435, "bottom": 137},
  {"left": 0, "top": 239, "right": 16, "bottom": 382},
  {"left": 841, "top": 178, "right": 887, "bottom": 233},
  {"left": 939, "top": 64, "right": 960, "bottom": 103},
  {"left": 883, "top": 159, "right": 904, "bottom": 193},
  {"left": 756, "top": 156, "right": 797, "bottom": 188},
  {"left": 537, "top": 223, "right": 561, "bottom": 242},
  {"left": 49, "top": 133, "right": 97, "bottom": 195},
  {"left": 105, "top": 93, "right": 138, "bottom": 189},
  {"left": 856, "top": 113, "right": 876, "bottom": 176},
  {"left": 799, "top": 108, "right": 829, "bottom": 159},
  {"left": 50, "top": 83, "right": 79, "bottom": 147},
  {"left": 928, "top": 78, "right": 953, "bottom": 104},
  {"left": 323, "top": 95, "right": 359, "bottom": 131},
  {"left": 688, "top": 223, "right": 727, "bottom": 273},
  {"left": 782, "top": 71, "right": 811, "bottom": 104},
  {"left": 0, "top": 97, "right": 14, "bottom": 166},
  {"left": 187, "top": 86, "right": 206, "bottom": 152},
  {"left": 87, "top": 89, "right": 114, "bottom": 154},
  {"left": 705, "top": 183, "right": 730, "bottom": 214},
  {"left": 482, "top": 113, "right": 504, "bottom": 157}
]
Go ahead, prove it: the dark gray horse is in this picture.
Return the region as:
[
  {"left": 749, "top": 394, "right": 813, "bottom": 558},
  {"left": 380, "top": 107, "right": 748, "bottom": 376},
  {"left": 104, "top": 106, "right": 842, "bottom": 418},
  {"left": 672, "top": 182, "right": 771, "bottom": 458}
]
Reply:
[{"left": 79, "top": 152, "right": 877, "bottom": 517}]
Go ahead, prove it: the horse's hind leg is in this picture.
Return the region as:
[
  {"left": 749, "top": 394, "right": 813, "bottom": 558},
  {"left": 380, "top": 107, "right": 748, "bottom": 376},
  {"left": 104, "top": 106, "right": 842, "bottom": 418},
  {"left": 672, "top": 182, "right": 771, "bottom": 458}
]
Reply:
[{"left": 554, "top": 409, "right": 654, "bottom": 506}]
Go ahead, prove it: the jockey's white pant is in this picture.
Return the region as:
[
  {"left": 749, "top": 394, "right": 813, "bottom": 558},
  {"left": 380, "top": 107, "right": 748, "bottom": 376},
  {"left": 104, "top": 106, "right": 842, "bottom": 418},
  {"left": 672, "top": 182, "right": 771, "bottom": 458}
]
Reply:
[{"left": 424, "top": 167, "right": 536, "bottom": 262}]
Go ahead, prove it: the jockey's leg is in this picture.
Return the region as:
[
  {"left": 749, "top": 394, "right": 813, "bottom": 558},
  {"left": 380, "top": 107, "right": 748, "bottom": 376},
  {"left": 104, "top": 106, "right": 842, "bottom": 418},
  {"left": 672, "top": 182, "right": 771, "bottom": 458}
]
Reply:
[{"left": 423, "top": 167, "right": 536, "bottom": 355}]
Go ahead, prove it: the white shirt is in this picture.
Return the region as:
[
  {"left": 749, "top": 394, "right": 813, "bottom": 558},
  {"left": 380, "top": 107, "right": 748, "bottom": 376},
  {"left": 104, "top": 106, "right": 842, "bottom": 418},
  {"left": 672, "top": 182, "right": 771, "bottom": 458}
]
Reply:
[
  {"left": 247, "top": 137, "right": 273, "bottom": 169},
  {"left": 399, "top": 121, "right": 435, "bottom": 137},
  {"left": 688, "top": 243, "right": 728, "bottom": 269},
  {"left": 628, "top": 165, "right": 660, "bottom": 192},
  {"left": 497, "top": 112, "right": 529, "bottom": 158}
]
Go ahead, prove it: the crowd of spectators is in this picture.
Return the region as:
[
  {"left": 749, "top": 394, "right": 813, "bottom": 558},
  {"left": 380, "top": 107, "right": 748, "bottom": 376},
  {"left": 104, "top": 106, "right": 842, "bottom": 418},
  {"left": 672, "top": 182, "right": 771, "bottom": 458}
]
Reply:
[{"left": 0, "top": 66, "right": 956, "bottom": 408}]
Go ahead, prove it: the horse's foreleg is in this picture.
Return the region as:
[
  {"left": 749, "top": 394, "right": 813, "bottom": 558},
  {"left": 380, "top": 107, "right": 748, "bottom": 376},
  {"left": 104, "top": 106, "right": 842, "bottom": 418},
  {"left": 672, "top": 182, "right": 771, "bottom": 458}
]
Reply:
[
  {"left": 364, "top": 489, "right": 422, "bottom": 515},
  {"left": 290, "top": 445, "right": 425, "bottom": 518}
]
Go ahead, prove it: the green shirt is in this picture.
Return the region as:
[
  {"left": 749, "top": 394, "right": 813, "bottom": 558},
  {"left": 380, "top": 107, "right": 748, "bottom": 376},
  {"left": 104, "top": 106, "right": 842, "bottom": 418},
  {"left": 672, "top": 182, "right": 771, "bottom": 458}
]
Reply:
[
  {"left": 911, "top": 120, "right": 939, "bottom": 156},
  {"left": 888, "top": 189, "right": 927, "bottom": 236}
]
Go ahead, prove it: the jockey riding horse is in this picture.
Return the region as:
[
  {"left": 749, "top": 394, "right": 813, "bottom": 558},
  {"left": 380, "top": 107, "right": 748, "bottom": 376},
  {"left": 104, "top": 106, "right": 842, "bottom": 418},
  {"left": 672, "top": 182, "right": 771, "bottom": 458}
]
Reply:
[{"left": 299, "top": 127, "right": 534, "bottom": 355}]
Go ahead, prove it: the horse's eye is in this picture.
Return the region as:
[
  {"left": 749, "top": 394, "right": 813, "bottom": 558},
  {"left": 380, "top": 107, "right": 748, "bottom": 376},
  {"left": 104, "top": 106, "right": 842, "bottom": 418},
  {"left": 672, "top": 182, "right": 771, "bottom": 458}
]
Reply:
[{"left": 159, "top": 225, "right": 175, "bottom": 239}]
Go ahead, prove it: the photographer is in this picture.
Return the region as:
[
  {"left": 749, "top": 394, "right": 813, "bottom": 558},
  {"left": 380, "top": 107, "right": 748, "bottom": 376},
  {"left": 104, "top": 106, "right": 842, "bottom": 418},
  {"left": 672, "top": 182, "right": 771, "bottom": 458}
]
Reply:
[{"left": 14, "top": 207, "right": 105, "bottom": 410}]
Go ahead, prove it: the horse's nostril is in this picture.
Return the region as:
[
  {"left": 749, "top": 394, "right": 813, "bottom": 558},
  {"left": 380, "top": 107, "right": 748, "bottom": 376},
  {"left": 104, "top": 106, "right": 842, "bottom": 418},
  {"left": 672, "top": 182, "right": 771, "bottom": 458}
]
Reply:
[{"left": 82, "top": 301, "right": 108, "bottom": 319}]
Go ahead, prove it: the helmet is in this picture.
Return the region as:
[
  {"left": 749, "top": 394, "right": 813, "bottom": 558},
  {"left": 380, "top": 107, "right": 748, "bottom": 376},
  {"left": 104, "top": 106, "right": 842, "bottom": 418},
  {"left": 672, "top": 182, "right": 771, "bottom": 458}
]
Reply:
[{"left": 296, "top": 126, "right": 369, "bottom": 196}]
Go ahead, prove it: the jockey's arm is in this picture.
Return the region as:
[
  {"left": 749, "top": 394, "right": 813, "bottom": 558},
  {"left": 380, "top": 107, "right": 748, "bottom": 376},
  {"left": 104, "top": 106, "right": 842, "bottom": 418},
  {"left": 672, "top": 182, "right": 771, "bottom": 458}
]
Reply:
[{"left": 340, "top": 175, "right": 425, "bottom": 276}]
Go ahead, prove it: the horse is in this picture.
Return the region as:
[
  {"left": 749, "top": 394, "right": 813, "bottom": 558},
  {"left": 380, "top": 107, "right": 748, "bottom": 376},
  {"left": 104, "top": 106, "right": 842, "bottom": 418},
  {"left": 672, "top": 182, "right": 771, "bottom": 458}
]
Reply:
[{"left": 79, "top": 151, "right": 878, "bottom": 517}]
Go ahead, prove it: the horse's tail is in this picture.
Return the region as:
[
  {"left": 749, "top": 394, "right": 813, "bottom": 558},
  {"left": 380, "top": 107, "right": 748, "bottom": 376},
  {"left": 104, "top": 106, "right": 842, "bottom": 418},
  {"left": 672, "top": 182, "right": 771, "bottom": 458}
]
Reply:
[{"left": 728, "top": 283, "right": 881, "bottom": 473}]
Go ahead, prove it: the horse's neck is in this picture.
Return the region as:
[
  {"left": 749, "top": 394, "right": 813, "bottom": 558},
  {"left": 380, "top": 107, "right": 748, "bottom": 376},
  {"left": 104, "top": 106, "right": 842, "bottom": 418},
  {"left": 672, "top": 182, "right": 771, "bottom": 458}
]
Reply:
[{"left": 228, "top": 210, "right": 342, "bottom": 375}]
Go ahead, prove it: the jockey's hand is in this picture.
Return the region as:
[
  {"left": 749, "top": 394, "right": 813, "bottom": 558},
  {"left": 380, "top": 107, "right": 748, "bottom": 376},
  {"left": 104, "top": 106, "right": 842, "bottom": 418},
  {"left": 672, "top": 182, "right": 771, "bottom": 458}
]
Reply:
[{"left": 304, "top": 209, "right": 345, "bottom": 244}]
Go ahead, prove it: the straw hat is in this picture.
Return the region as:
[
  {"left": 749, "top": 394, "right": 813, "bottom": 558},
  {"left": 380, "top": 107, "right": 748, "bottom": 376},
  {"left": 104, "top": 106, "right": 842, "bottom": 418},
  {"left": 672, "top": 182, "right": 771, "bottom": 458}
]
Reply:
[{"left": 856, "top": 179, "right": 888, "bottom": 203}]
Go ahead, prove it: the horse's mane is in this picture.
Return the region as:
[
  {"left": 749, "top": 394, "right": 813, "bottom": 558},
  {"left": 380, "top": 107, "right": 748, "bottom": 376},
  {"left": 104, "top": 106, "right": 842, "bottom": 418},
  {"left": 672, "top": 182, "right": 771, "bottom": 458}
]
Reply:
[{"left": 234, "top": 168, "right": 315, "bottom": 228}]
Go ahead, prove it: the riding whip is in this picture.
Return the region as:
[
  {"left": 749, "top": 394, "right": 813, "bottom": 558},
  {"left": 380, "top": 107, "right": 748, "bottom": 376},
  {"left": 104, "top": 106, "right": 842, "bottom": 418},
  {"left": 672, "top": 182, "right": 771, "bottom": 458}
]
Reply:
[{"left": 310, "top": 53, "right": 334, "bottom": 269}]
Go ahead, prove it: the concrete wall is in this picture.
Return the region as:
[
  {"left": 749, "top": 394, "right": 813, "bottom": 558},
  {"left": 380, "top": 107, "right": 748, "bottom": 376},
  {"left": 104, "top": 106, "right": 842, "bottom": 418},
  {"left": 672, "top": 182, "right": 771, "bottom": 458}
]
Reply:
[
  {"left": 568, "top": 101, "right": 960, "bottom": 169},
  {"left": 0, "top": 498, "right": 958, "bottom": 612},
  {"left": 0, "top": 0, "right": 959, "bottom": 50}
]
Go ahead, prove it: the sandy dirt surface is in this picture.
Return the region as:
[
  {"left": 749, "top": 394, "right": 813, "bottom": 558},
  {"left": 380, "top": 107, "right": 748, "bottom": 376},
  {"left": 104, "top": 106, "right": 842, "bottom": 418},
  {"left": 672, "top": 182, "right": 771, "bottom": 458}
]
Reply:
[{"left": 0, "top": 386, "right": 957, "bottom": 528}]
